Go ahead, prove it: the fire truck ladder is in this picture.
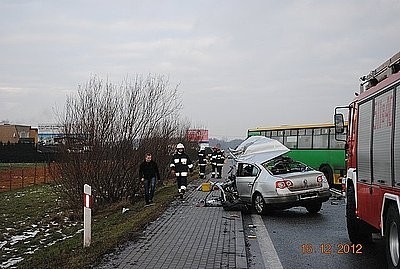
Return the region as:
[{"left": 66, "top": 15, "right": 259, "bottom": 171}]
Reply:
[{"left": 360, "top": 51, "right": 400, "bottom": 92}]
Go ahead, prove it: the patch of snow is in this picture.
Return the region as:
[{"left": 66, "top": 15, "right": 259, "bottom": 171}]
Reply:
[
  {"left": 1, "top": 256, "right": 24, "bottom": 268},
  {"left": 0, "top": 241, "right": 7, "bottom": 249},
  {"left": 9, "top": 230, "right": 39, "bottom": 246}
]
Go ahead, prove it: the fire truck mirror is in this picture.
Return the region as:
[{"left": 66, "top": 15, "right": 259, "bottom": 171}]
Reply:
[{"left": 334, "top": 114, "right": 345, "bottom": 134}]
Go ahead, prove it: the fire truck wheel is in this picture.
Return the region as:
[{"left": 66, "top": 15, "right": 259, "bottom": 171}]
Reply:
[
  {"left": 346, "top": 183, "right": 371, "bottom": 243},
  {"left": 305, "top": 202, "right": 322, "bottom": 214},
  {"left": 385, "top": 205, "right": 400, "bottom": 269}
]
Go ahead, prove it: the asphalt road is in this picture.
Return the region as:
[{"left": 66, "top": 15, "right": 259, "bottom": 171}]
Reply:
[{"left": 242, "top": 194, "right": 387, "bottom": 269}]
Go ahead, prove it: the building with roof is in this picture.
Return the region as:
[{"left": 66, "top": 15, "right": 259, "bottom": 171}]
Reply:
[{"left": 0, "top": 124, "right": 38, "bottom": 144}]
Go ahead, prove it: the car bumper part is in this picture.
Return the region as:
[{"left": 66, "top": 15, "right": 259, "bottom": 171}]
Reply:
[{"left": 262, "top": 190, "right": 331, "bottom": 209}]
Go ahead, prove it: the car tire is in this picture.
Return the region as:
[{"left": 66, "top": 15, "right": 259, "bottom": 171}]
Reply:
[
  {"left": 305, "top": 202, "right": 322, "bottom": 214},
  {"left": 385, "top": 205, "right": 400, "bottom": 269},
  {"left": 253, "top": 193, "right": 268, "bottom": 215},
  {"left": 346, "top": 183, "right": 371, "bottom": 243},
  {"left": 320, "top": 165, "right": 334, "bottom": 188}
]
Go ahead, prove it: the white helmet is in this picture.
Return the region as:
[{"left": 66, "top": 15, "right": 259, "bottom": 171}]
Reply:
[{"left": 176, "top": 143, "right": 185, "bottom": 149}]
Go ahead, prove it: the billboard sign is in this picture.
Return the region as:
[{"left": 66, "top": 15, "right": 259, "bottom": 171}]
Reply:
[{"left": 186, "top": 129, "right": 208, "bottom": 143}]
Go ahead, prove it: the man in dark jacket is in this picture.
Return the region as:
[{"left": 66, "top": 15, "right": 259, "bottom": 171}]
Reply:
[
  {"left": 198, "top": 146, "right": 207, "bottom": 179},
  {"left": 170, "top": 143, "right": 193, "bottom": 199},
  {"left": 139, "top": 153, "right": 160, "bottom": 205}
]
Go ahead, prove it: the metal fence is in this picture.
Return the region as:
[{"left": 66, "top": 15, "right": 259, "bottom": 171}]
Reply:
[{"left": 0, "top": 162, "right": 57, "bottom": 192}]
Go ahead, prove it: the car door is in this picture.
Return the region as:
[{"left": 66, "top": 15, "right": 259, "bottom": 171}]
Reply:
[{"left": 235, "top": 163, "right": 259, "bottom": 202}]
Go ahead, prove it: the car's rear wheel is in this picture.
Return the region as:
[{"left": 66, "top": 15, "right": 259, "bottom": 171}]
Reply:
[
  {"left": 253, "top": 193, "right": 267, "bottom": 215},
  {"left": 320, "top": 165, "right": 334, "bottom": 188},
  {"left": 305, "top": 202, "right": 322, "bottom": 214}
]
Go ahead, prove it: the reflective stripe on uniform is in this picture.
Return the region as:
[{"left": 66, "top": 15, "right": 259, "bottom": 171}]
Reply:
[
  {"left": 188, "top": 164, "right": 193, "bottom": 169},
  {"left": 175, "top": 173, "right": 180, "bottom": 176},
  {"left": 181, "top": 158, "right": 187, "bottom": 164},
  {"left": 181, "top": 172, "right": 188, "bottom": 176},
  {"left": 170, "top": 163, "right": 175, "bottom": 167},
  {"left": 174, "top": 158, "right": 180, "bottom": 163}
]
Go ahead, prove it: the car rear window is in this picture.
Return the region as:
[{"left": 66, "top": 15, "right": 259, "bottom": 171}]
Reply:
[{"left": 262, "top": 156, "right": 313, "bottom": 175}]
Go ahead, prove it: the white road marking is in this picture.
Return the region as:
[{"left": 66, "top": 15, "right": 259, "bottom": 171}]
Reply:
[{"left": 251, "top": 214, "right": 284, "bottom": 269}]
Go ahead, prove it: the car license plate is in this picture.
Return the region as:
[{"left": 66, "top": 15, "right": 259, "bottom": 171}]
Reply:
[{"left": 300, "top": 192, "right": 318, "bottom": 200}]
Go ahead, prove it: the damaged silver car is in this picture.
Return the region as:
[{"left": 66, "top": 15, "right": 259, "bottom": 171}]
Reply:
[{"left": 222, "top": 136, "right": 331, "bottom": 214}]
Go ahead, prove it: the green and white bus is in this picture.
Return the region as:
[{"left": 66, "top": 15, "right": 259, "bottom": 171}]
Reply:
[{"left": 248, "top": 123, "right": 346, "bottom": 188}]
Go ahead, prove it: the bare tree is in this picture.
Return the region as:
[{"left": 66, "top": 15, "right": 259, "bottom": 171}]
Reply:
[{"left": 54, "top": 75, "right": 189, "bottom": 210}]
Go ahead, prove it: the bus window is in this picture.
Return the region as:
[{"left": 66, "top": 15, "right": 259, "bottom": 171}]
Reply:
[
  {"left": 313, "top": 128, "right": 329, "bottom": 149},
  {"left": 272, "top": 135, "right": 283, "bottom": 143},
  {"left": 271, "top": 130, "right": 284, "bottom": 143},
  {"left": 248, "top": 131, "right": 260, "bottom": 136},
  {"left": 284, "top": 135, "right": 298, "bottom": 149},
  {"left": 283, "top": 130, "right": 297, "bottom": 148},
  {"left": 298, "top": 129, "right": 312, "bottom": 149},
  {"left": 265, "top": 131, "right": 271, "bottom": 137},
  {"left": 330, "top": 127, "right": 346, "bottom": 149}
]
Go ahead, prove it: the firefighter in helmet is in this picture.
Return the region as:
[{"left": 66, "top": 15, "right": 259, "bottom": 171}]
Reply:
[
  {"left": 211, "top": 144, "right": 225, "bottom": 179},
  {"left": 170, "top": 143, "right": 193, "bottom": 199},
  {"left": 197, "top": 145, "right": 207, "bottom": 179}
]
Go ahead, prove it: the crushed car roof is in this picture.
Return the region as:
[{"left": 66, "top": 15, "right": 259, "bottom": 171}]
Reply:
[{"left": 229, "top": 136, "right": 289, "bottom": 164}]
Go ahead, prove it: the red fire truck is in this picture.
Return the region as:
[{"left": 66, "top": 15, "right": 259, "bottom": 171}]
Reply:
[{"left": 335, "top": 51, "right": 400, "bottom": 268}]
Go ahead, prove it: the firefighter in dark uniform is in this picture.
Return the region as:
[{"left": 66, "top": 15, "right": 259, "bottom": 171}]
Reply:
[
  {"left": 170, "top": 143, "right": 193, "bottom": 199},
  {"left": 211, "top": 145, "right": 225, "bottom": 179},
  {"left": 198, "top": 146, "right": 207, "bottom": 179},
  {"left": 211, "top": 146, "right": 218, "bottom": 179},
  {"left": 215, "top": 147, "right": 225, "bottom": 179}
]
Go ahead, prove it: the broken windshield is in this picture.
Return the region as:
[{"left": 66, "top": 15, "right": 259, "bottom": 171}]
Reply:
[{"left": 262, "top": 156, "right": 313, "bottom": 175}]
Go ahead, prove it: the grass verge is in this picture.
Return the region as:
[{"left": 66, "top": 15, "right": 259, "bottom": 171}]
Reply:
[{"left": 1, "top": 182, "right": 177, "bottom": 269}]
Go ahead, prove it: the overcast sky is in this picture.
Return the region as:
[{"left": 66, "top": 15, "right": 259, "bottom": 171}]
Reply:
[{"left": 1, "top": 0, "right": 400, "bottom": 139}]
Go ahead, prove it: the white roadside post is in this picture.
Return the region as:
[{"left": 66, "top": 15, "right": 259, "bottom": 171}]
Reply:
[{"left": 83, "top": 184, "right": 92, "bottom": 248}]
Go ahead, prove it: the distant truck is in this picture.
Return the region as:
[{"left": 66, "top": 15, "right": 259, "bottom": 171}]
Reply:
[{"left": 335, "top": 51, "right": 400, "bottom": 268}]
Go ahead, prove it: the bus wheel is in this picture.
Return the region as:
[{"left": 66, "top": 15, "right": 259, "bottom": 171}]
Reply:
[
  {"left": 320, "top": 165, "right": 333, "bottom": 188},
  {"left": 346, "top": 183, "right": 371, "bottom": 243},
  {"left": 385, "top": 205, "right": 400, "bottom": 269}
]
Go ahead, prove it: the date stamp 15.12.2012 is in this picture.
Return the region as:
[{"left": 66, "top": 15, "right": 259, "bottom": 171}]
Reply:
[{"left": 301, "top": 243, "right": 363, "bottom": 255}]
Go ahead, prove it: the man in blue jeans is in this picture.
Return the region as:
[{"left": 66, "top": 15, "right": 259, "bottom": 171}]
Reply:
[{"left": 139, "top": 153, "right": 160, "bottom": 206}]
